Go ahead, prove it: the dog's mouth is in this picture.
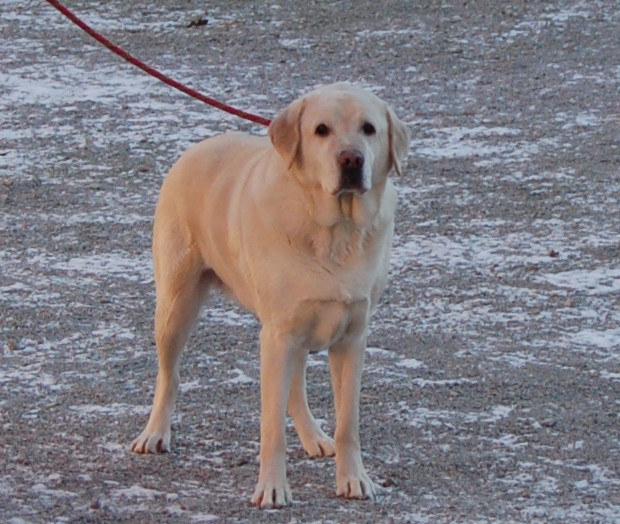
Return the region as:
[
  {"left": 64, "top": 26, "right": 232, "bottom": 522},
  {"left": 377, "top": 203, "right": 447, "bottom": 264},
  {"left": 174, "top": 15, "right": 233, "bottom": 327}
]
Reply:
[{"left": 334, "top": 183, "right": 367, "bottom": 196}]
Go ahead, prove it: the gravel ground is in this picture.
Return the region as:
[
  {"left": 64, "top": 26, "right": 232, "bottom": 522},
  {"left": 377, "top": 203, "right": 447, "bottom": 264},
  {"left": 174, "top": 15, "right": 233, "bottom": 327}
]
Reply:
[{"left": 1, "top": 1, "right": 619, "bottom": 522}]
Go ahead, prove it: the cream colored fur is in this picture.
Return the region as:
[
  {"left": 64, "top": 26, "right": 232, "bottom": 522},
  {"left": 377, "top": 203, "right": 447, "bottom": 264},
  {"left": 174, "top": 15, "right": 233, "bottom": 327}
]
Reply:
[{"left": 130, "top": 83, "right": 410, "bottom": 508}]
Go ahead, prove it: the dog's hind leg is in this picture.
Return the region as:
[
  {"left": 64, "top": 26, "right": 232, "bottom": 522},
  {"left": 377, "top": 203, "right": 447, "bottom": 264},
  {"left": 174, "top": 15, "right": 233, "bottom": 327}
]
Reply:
[
  {"left": 288, "top": 351, "right": 336, "bottom": 458},
  {"left": 131, "top": 217, "right": 210, "bottom": 454}
]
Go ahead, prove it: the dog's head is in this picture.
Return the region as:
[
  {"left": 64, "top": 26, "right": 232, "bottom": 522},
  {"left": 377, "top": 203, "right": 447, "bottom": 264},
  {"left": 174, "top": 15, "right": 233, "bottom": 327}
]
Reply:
[{"left": 269, "top": 83, "right": 410, "bottom": 196}]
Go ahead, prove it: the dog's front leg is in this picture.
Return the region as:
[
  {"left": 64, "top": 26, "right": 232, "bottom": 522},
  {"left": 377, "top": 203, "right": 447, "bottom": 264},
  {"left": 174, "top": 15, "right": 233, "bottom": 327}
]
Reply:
[
  {"left": 329, "top": 335, "right": 377, "bottom": 500},
  {"left": 251, "top": 328, "right": 294, "bottom": 509}
]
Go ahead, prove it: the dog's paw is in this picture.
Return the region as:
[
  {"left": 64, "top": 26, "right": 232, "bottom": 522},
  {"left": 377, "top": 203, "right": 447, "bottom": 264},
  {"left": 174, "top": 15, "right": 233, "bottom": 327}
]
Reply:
[
  {"left": 300, "top": 430, "right": 336, "bottom": 458},
  {"left": 336, "top": 470, "right": 378, "bottom": 501},
  {"left": 251, "top": 477, "right": 293, "bottom": 509},
  {"left": 130, "top": 428, "right": 171, "bottom": 454}
]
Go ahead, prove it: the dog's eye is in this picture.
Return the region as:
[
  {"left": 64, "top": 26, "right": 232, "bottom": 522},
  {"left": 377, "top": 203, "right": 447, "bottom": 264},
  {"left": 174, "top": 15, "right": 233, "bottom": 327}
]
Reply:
[
  {"left": 362, "top": 122, "right": 376, "bottom": 136},
  {"left": 315, "top": 123, "right": 330, "bottom": 137}
]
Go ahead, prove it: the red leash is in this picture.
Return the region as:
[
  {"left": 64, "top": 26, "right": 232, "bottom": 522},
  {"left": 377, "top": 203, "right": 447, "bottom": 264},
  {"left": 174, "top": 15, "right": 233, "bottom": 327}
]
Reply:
[{"left": 44, "top": 0, "right": 272, "bottom": 127}]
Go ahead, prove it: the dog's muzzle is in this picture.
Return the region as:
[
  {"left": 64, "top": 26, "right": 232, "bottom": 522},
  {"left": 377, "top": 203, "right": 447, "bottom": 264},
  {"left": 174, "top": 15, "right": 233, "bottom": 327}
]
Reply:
[{"left": 337, "top": 149, "right": 366, "bottom": 193}]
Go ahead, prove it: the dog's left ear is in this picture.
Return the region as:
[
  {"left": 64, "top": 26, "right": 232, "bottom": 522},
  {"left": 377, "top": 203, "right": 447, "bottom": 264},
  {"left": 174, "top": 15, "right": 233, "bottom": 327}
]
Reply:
[
  {"left": 386, "top": 105, "right": 410, "bottom": 176},
  {"left": 269, "top": 98, "right": 305, "bottom": 169}
]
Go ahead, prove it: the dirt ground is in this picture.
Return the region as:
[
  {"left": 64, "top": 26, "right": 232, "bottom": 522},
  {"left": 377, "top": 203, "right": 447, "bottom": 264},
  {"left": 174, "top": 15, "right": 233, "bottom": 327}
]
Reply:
[{"left": 1, "top": 1, "right": 619, "bottom": 522}]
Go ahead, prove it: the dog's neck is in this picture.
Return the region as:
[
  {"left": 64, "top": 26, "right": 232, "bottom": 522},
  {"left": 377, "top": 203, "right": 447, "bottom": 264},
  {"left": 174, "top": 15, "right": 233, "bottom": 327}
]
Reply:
[
  {"left": 308, "top": 220, "right": 369, "bottom": 266},
  {"left": 265, "top": 170, "right": 387, "bottom": 265},
  {"left": 299, "top": 190, "right": 382, "bottom": 265}
]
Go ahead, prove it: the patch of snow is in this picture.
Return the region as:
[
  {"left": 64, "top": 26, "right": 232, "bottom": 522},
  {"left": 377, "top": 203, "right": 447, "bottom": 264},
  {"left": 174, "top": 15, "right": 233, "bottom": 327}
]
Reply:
[
  {"left": 204, "top": 307, "right": 256, "bottom": 327},
  {"left": 412, "top": 126, "right": 528, "bottom": 161},
  {"left": 279, "top": 38, "right": 313, "bottom": 50},
  {"left": 112, "top": 485, "right": 167, "bottom": 499},
  {"left": 189, "top": 514, "right": 219, "bottom": 522},
  {"left": 31, "top": 483, "right": 77, "bottom": 498},
  {"left": 538, "top": 268, "right": 620, "bottom": 295},
  {"left": 412, "top": 378, "right": 478, "bottom": 388},
  {"left": 53, "top": 252, "right": 153, "bottom": 283},
  {"left": 366, "top": 346, "right": 394, "bottom": 356},
  {"left": 572, "top": 328, "right": 620, "bottom": 350},
  {"left": 357, "top": 29, "right": 422, "bottom": 38},
  {"left": 391, "top": 233, "right": 565, "bottom": 272},
  {"left": 398, "top": 358, "right": 426, "bottom": 370},
  {"left": 69, "top": 403, "right": 151, "bottom": 416},
  {"left": 225, "top": 368, "right": 255, "bottom": 385}
]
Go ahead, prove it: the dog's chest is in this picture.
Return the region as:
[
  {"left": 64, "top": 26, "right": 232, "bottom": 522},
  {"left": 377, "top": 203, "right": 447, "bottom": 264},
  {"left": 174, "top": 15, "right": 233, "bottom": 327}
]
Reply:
[
  {"left": 253, "top": 246, "right": 381, "bottom": 350},
  {"left": 277, "top": 253, "right": 384, "bottom": 350},
  {"left": 291, "top": 296, "right": 370, "bottom": 351}
]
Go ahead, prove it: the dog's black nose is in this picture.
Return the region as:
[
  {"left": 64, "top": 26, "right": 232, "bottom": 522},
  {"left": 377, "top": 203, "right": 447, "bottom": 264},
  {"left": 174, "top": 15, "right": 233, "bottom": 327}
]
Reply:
[{"left": 338, "top": 150, "right": 365, "bottom": 191}]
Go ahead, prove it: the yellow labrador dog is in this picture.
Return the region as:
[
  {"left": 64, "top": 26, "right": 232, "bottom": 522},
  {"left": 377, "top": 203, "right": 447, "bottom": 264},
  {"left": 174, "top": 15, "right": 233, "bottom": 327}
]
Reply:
[{"left": 131, "top": 83, "right": 409, "bottom": 508}]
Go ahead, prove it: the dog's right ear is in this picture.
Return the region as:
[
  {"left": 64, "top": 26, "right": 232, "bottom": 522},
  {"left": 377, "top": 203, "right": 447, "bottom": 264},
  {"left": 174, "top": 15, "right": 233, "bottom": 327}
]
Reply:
[{"left": 269, "top": 98, "right": 305, "bottom": 169}]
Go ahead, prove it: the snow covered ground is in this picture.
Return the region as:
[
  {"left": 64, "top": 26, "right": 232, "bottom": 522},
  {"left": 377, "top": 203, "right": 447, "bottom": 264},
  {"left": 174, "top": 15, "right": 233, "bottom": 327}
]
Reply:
[{"left": 1, "top": 0, "right": 618, "bottom": 522}]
